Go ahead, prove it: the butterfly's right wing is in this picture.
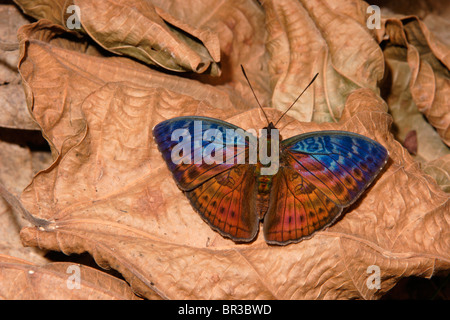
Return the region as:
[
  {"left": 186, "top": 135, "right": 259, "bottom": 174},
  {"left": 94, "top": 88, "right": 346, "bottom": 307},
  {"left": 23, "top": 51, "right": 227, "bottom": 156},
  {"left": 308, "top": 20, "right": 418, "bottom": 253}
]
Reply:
[{"left": 153, "top": 116, "right": 260, "bottom": 242}]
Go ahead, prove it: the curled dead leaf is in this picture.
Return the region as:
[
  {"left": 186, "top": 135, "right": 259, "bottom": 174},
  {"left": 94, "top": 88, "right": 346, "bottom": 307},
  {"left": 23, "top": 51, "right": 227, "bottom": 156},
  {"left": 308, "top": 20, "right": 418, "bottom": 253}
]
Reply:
[
  {"left": 0, "top": 4, "right": 39, "bottom": 130},
  {"left": 264, "top": 0, "right": 384, "bottom": 123},
  {"left": 0, "top": 140, "right": 49, "bottom": 264},
  {"left": 383, "top": 16, "right": 450, "bottom": 146},
  {"left": 14, "top": 0, "right": 221, "bottom": 75},
  {"left": 422, "top": 155, "right": 450, "bottom": 193},
  {"left": 0, "top": 254, "right": 140, "bottom": 299},
  {"left": 379, "top": 14, "right": 450, "bottom": 192}
]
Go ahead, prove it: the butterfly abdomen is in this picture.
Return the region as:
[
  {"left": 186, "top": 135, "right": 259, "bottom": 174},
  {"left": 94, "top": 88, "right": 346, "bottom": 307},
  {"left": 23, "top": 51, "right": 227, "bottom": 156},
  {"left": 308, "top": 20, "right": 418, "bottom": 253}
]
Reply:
[{"left": 255, "top": 157, "right": 276, "bottom": 219}]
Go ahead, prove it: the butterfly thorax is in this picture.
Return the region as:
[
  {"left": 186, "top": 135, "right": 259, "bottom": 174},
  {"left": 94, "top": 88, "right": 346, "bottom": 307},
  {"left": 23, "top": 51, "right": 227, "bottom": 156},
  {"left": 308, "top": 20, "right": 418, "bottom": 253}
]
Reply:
[
  {"left": 255, "top": 122, "right": 281, "bottom": 219},
  {"left": 255, "top": 168, "right": 271, "bottom": 219}
]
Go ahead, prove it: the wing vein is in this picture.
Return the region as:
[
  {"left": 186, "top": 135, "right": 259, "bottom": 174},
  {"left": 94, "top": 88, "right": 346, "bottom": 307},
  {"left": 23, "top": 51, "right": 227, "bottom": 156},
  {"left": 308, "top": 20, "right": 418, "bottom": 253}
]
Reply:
[
  {"left": 326, "top": 153, "right": 361, "bottom": 181},
  {"left": 286, "top": 152, "right": 342, "bottom": 204},
  {"left": 309, "top": 154, "right": 353, "bottom": 196},
  {"left": 328, "top": 140, "right": 373, "bottom": 163},
  {"left": 182, "top": 146, "right": 249, "bottom": 190}
]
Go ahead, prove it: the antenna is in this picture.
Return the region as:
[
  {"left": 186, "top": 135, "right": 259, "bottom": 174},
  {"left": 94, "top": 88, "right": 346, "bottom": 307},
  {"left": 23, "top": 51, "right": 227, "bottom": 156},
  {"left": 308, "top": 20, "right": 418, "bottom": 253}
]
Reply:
[
  {"left": 240, "top": 65, "right": 271, "bottom": 126},
  {"left": 273, "top": 73, "right": 319, "bottom": 127}
]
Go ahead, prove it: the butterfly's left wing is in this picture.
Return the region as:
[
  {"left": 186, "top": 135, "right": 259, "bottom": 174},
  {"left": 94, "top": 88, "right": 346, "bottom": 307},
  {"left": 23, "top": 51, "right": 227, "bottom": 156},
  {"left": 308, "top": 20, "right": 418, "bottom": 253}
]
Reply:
[
  {"left": 153, "top": 116, "right": 253, "bottom": 191},
  {"left": 263, "top": 131, "right": 388, "bottom": 245},
  {"left": 153, "top": 116, "right": 260, "bottom": 242}
]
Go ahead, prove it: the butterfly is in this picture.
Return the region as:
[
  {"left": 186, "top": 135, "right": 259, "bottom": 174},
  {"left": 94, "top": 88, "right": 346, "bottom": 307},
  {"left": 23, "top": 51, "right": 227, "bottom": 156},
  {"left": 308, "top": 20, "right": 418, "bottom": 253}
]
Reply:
[{"left": 153, "top": 69, "right": 388, "bottom": 245}]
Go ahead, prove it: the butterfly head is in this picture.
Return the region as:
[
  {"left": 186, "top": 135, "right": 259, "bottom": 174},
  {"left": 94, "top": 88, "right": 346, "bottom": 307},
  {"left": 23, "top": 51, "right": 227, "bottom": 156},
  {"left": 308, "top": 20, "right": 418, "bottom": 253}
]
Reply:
[
  {"left": 262, "top": 122, "right": 282, "bottom": 141},
  {"left": 264, "top": 122, "right": 277, "bottom": 131}
]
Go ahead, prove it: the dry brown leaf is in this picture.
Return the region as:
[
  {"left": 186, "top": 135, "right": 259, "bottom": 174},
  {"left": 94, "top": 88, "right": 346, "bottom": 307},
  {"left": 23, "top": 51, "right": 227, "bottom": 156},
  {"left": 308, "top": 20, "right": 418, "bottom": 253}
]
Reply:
[
  {"left": 0, "top": 140, "right": 48, "bottom": 264},
  {"left": 0, "top": 254, "right": 141, "bottom": 299},
  {"left": 14, "top": 0, "right": 221, "bottom": 75},
  {"left": 147, "top": 0, "right": 269, "bottom": 107},
  {"left": 377, "top": 0, "right": 450, "bottom": 47},
  {"left": 264, "top": 0, "right": 384, "bottom": 123},
  {"left": 10, "top": 0, "right": 450, "bottom": 300},
  {"left": 0, "top": 4, "right": 39, "bottom": 130},
  {"left": 379, "top": 14, "right": 450, "bottom": 191},
  {"left": 382, "top": 55, "right": 449, "bottom": 163},
  {"left": 422, "top": 154, "right": 450, "bottom": 193},
  {"left": 383, "top": 16, "right": 450, "bottom": 146},
  {"left": 0, "top": 4, "right": 53, "bottom": 265}
]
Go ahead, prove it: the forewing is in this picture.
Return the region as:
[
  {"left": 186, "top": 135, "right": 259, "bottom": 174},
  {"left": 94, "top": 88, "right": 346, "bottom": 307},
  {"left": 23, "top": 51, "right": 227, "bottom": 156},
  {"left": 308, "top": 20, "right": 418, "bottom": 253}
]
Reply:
[
  {"left": 153, "top": 116, "right": 254, "bottom": 191},
  {"left": 264, "top": 131, "right": 388, "bottom": 244}
]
